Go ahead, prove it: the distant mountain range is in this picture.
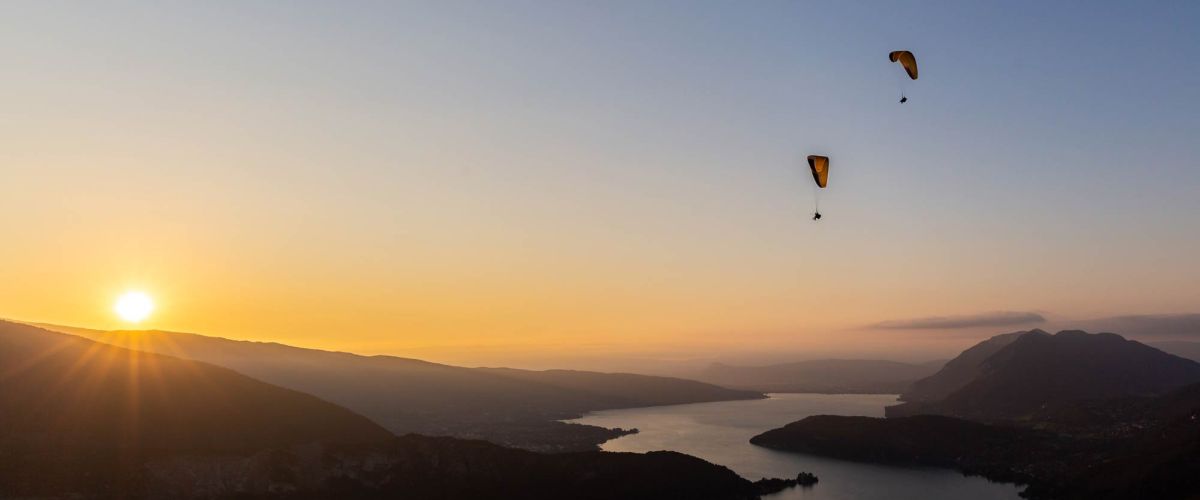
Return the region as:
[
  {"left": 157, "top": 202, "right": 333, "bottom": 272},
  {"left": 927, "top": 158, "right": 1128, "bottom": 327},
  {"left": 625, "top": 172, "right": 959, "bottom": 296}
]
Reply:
[
  {"left": 693, "top": 359, "right": 945, "bottom": 394},
  {"left": 751, "top": 329, "right": 1200, "bottom": 499},
  {"left": 31, "top": 322, "right": 762, "bottom": 452},
  {"left": 0, "top": 320, "right": 783, "bottom": 499}
]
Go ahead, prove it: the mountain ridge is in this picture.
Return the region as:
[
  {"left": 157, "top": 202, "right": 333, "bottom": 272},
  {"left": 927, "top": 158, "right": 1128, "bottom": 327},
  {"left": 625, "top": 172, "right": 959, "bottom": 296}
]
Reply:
[
  {"left": 898, "top": 329, "right": 1037, "bottom": 403},
  {"left": 694, "top": 358, "right": 944, "bottom": 394},
  {"left": 0, "top": 320, "right": 781, "bottom": 499},
  {"left": 890, "top": 329, "right": 1200, "bottom": 419},
  {"left": 29, "top": 321, "right": 762, "bottom": 451},
  {"left": 0, "top": 319, "right": 394, "bottom": 497}
]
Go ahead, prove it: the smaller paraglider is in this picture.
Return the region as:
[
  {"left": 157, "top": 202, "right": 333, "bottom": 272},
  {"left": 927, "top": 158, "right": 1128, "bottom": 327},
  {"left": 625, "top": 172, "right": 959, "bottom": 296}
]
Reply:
[
  {"left": 807, "top": 155, "right": 829, "bottom": 221},
  {"left": 888, "top": 50, "right": 918, "bottom": 103}
]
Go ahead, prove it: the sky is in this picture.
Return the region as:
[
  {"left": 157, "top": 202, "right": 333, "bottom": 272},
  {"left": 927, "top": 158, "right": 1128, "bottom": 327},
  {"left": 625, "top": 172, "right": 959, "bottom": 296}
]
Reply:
[{"left": 2, "top": 1, "right": 1198, "bottom": 368}]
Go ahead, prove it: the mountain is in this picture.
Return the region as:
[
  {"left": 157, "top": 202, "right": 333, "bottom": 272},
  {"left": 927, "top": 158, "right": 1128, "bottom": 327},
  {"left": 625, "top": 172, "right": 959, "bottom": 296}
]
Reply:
[
  {"left": 889, "top": 330, "right": 1200, "bottom": 419},
  {"left": 34, "top": 322, "right": 761, "bottom": 451},
  {"left": 0, "top": 320, "right": 781, "bottom": 499},
  {"left": 693, "top": 359, "right": 944, "bottom": 394},
  {"left": 0, "top": 320, "right": 393, "bottom": 497},
  {"left": 1150, "top": 340, "right": 1200, "bottom": 362},
  {"left": 477, "top": 367, "right": 769, "bottom": 406},
  {"left": 0, "top": 321, "right": 392, "bottom": 451},
  {"left": 898, "top": 330, "right": 1031, "bottom": 402}
]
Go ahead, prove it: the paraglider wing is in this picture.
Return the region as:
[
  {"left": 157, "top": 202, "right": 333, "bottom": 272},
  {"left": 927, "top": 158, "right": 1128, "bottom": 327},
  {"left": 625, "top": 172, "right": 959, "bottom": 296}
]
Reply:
[
  {"left": 889, "top": 50, "right": 918, "bottom": 80},
  {"left": 807, "top": 155, "right": 829, "bottom": 188}
]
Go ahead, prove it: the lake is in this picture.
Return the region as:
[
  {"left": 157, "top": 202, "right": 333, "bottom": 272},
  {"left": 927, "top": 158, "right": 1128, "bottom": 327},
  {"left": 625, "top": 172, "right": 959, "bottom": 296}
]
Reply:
[{"left": 569, "top": 393, "right": 1023, "bottom": 500}]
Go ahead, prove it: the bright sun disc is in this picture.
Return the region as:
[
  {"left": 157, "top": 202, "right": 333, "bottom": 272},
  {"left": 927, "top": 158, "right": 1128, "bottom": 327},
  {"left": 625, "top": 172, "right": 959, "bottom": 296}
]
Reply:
[{"left": 115, "top": 291, "right": 154, "bottom": 323}]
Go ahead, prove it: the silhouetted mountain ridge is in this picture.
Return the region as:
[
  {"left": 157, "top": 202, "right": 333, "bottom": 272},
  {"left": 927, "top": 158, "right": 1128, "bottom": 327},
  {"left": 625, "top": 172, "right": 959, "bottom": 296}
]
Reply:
[
  {"left": 0, "top": 320, "right": 780, "bottom": 499},
  {"left": 694, "top": 359, "right": 944, "bottom": 394},
  {"left": 890, "top": 329, "right": 1200, "bottom": 419},
  {"left": 33, "top": 322, "right": 761, "bottom": 451},
  {"left": 0, "top": 320, "right": 393, "bottom": 497},
  {"left": 0, "top": 321, "right": 392, "bottom": 453},
  {"left": 898, "top": 329, "right": 1034, "bottom": 402}
]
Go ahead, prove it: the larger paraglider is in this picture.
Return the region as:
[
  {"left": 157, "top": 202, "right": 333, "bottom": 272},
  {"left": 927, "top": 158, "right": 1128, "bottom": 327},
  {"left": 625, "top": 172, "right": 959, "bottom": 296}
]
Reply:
[
  {"left": 808, "top": 155, "right": 829, "bottom": 188},
  {"left": 807, "top": 155, "right": 829, "bottom": 220},
  {"left": 888, "top": 50, "right": 918, "bottom": 103},
  {"left": 889, "top": 51, "right": 918, "bottom": 79}
]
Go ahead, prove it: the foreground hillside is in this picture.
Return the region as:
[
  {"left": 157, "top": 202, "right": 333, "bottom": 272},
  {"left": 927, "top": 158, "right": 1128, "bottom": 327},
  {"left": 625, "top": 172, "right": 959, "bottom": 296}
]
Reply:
[
  {"left": 0, "top": 320, "right": 392, "bottom": 497},
  {"left": 146, "top": 434, "right": 766, "bottom": 500},
  {"left": 35, "top": 322, "right": 761, "bottom": 451},
  {"left": 0, "top": 320, "right": 788, "bottom": 500},
  {"left": 694, "top": 359, "right": 944, "bottom": 394},
  {"left": 0, "top": 321, "right": 392, "bottom": 451},
  {"left": 750, "top": 330, "right": 1200, "bottom": 499}
]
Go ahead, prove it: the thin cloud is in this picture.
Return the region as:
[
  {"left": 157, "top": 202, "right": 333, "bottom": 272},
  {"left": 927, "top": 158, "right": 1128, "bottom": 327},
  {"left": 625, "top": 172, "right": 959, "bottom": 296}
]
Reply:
[
  {"left": 1077, "top": 314, "right": 1200, "bottom": 338},
  {"left": 872, "top": 311, "right": 1046, "bottom": 330}
]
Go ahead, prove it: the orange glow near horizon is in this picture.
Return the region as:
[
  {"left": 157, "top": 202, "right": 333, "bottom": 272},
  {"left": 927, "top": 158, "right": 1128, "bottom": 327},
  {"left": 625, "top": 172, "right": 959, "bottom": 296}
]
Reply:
[{"left": 0, "top": 224, "right": 1195, "bottom": 370}]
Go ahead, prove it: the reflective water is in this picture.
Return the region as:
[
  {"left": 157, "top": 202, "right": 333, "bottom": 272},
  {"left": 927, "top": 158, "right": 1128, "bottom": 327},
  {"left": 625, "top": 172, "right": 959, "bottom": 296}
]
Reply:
[{"left": 570, "top": 393, "right": 1023, "bottom": 500}]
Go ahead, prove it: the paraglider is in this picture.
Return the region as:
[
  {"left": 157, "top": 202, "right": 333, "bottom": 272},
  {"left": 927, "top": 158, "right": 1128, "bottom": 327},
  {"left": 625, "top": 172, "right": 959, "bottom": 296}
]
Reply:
[
  {"left": 888, "top": 50, "right": 918, "bottom": 103},
  {"left": 807, "top": 155, "right": 829, "bottom": 221}
]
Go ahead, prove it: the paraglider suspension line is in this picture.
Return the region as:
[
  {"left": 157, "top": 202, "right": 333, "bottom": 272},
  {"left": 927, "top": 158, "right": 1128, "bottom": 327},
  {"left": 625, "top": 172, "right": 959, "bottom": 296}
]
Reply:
[{"left": 893, "top": 69, "right": 908, "bottom": 103}]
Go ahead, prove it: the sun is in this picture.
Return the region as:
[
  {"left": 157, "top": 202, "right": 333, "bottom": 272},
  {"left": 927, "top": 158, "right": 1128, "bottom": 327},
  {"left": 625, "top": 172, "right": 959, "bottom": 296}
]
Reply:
[{"left": 114, "top": 291, "right": 154, "bottom": 323}]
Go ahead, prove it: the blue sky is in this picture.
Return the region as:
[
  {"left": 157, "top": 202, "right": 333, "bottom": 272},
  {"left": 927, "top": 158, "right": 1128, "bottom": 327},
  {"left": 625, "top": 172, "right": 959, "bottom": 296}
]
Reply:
[{"left": 2, "top": 1, "right": 1198, "bottom": 363}]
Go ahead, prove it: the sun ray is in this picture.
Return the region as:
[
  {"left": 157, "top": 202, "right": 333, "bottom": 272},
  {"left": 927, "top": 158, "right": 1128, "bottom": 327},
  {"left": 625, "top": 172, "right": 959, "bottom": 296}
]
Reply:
[{"left": 0, "top": 334, "right": 80, "bottom": 380}]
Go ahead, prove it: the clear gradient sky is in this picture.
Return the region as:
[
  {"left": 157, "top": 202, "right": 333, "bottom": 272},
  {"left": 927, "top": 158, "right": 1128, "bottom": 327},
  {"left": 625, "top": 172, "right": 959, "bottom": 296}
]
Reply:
[{"left": 2, "top": 1, "right": 1198, "bottom": 368}]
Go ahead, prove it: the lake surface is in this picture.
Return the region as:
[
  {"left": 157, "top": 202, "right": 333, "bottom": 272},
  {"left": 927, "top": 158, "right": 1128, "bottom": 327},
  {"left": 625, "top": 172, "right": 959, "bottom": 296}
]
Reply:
[{"left": 570, "top": 393, "right": 1023, "bottom": 500}]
